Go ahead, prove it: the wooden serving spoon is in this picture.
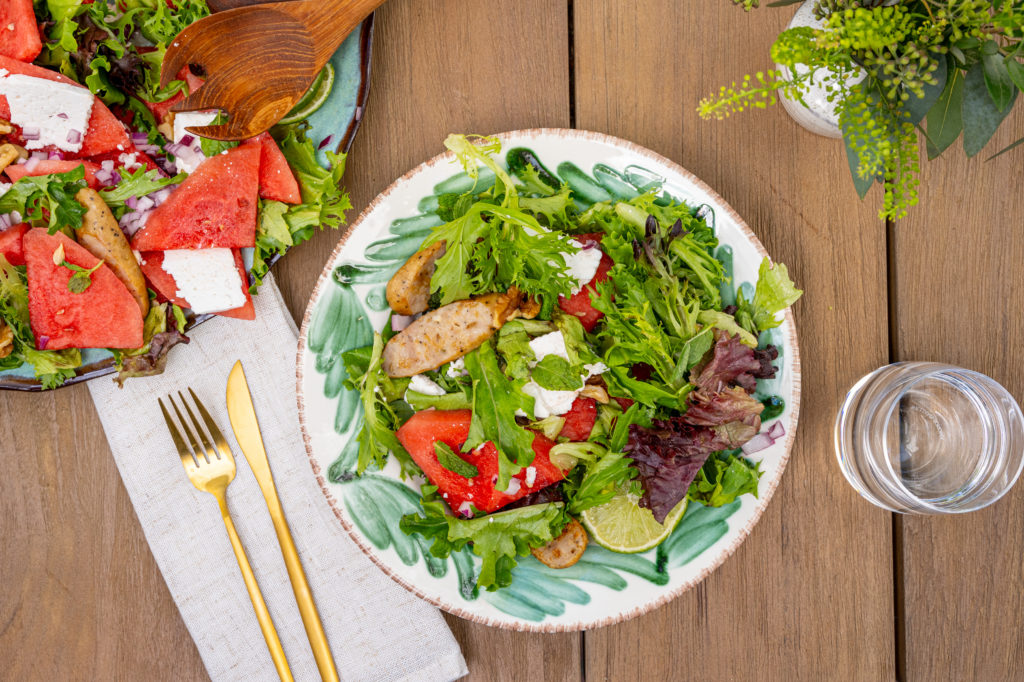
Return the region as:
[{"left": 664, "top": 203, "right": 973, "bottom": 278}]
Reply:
[{"left": 160, "top": 0, "right": 384, "bottom": 141}]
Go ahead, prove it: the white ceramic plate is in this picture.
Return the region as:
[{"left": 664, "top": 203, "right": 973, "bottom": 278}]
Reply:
[{"left": 296, "top": 129, "right": 801, "bottom": 631}]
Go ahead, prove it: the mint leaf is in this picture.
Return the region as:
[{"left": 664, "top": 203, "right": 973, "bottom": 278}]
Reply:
[{"left": 434, "top": 441, "right": 479, "bottom": 478}]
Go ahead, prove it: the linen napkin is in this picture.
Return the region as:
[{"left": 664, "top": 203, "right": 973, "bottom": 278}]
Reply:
[{"left": 88, "top": 272, "right": 467, "bottom": 682}]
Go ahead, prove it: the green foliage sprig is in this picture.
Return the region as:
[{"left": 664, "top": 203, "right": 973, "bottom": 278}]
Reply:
[{"left": 703, "top": 1, "right": 1024, "bottom": 220}]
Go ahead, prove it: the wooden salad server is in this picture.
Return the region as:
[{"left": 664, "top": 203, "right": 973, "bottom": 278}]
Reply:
[{"left": 160, "top": 0, "right": 385, "bottom": 141}]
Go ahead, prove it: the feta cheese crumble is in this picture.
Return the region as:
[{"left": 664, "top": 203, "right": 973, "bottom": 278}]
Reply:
[
  {"left": 522, "top": 380, "right": 578, "bottom": 419},
  {"left": 171, "top": 111, "right": 217, "bottom": 173},
  {"left": 161, "top": 248, "right": 246, "bottom": 314},
  {"left": 407, "top": 374, "right": 446, "bottom": 396},
  {"left": 524, "top": 466, "right": 537, "bottom": 487},
  {"left": 445, "top": 356, "right": 468, "bottom": 378},
  {"left": 529, "top": 330, "right": 570, "bottom": 364},
  {"left": 0, "top": 74, "right": 94, "bottom": 152},
  {"left": 562, "top": 240, "right": 603, "bottom": 294}
]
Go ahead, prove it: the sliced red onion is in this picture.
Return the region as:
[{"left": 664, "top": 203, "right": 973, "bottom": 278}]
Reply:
[
  {"left": 57, "top": 112, "right": 69, "bottom": 120},
  {"left": 125, "top": 196, "right": 139, "bottom": 209},
  {"left": 742, "top": 432, "right": 775, "bottom": 456},
  {"left": 767, "top": 421, "right": 785, "bottom": 440},
  {"left": 180, "top": 134, "right": 195, "bottom": 146},
  {"left": 22, "top": 126, "right": 40, "bottom": 140},
  {"left": 22, "top": 157, "right": 40, "bottom": 173},
  {"left": 66, "top": 129, "right": 82, "bottom": 144},
  {"left": 37, "top": 335, "right": 49, "bottom": 350},
  {"left": 318, "top": 135, "right": 333, "bottom": 150}
]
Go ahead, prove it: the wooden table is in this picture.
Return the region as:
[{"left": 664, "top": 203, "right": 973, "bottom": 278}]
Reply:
[{"left": 3, "top": 1, "right": 1023, "bottom": 679}]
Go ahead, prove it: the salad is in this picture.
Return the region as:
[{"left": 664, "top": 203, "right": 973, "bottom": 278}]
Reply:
[
  {"left": 0, "top": 0, "right": 349, "bottom": 388},
  {"left": 342, "top": 135, "right": 802, "bottom": 592}
]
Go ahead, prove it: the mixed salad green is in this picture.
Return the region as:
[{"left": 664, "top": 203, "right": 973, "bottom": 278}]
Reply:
[{"left": 342, "top": 135, "right": 802, "bottom": 591}]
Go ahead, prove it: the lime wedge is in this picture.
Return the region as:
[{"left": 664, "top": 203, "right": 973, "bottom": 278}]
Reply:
[
  {"left": 280, "top": 63, "right": 335, "bottom": 124},
  {"left": 581, "top": 492, "right": 687, "bottom": 554}
]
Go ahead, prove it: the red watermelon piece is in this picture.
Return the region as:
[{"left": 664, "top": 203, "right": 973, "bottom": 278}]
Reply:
[
  {"left": 0, "top": 0, "right": 41, "bottom": 62},
  {"left": 131, "top": 144, "right": 260, "bottom": 251},
  {"left": 23, "top": 229, "right": 144, "bottom": 350},
  {"left": 245, "top": 133, "right": 301, "bottom": 204},
  {"left": 0, "top": 221, "right": 28, "bottom": 265},
  {"left": 139, "top": 248, "right": 254, "bottom": 320},
  {"left": 0, "top": 55, "right": 130, "bottom": 157},
  {"left": 5, "top": 159, "right": 101, "bottom": 189}
]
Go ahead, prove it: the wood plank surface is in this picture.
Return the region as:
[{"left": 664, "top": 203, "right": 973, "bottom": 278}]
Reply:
[
  {"left": 892, "top": 109, "right": 1024, "bottom": 681},
  {"left": 573, "top": 2, "right": 897, "bottom": 679}
]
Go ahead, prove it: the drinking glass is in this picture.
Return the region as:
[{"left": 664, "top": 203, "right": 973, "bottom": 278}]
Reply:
[{"left": 834, "top": 362, "right": 1024, "bottom": 514}]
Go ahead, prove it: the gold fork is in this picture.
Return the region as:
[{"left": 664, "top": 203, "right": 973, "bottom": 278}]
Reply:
[{"left": 159, "top": 389, "right": 294, "bottom": 682}]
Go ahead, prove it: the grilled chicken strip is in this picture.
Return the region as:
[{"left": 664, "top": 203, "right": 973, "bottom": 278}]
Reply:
[
  {"left": 385, "top": 241, "right": 446, "bottom": 316},
  {"left": 382, "top": 288, "right": 524, "bottom": 377}
]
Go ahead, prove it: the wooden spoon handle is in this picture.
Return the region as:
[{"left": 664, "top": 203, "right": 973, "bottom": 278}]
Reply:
[
  {"left": 293, "top": 0, "right": 387, "bottom": 68},
  {"left": 207, "top": 0, "right": 296, "bottom": 12}
]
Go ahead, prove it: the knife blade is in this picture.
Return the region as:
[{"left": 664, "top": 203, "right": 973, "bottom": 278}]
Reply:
[{"left": 226, "top": 360, "right": 340, "bottom": 682}]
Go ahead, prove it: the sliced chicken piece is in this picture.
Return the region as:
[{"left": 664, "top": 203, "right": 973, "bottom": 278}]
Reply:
[
  {"left": 382, "top": 288, "right": 523, "bottom": 377},
  {"left": 74, "top": 188, "right": 149, "bottom": 316},
  {"left": 386, "top": 240, "right": 446, "bottom": 315},
  {"left": 531, "top": 518, "right": 588, "bottom": 569}
]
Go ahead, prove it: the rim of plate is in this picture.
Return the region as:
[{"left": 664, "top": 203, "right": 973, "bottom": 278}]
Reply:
[
  {"left": 295, "top": 127, "right": 802, "bottom": 632},
  {"left": 0, "top": 16, "right": 376, "bottom": 392}
]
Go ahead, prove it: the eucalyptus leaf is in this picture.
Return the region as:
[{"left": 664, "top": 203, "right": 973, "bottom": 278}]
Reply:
[
  {"left": 901, "top": 54, "right": 947, "bottom": 125},
  {"left": 963, "top": 63, "right": 1018, "bottom": 157},
  {"left": 982, "top": 42, "right": 1016, "bottom": 112},
  {"left": 925, "top": 66, "right": 964, "bottom": 159},
  {"left": 842, "top": 131, "right": 874, "bottom": 199}
]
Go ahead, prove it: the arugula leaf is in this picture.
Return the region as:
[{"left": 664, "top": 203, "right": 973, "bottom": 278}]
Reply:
[
  {"left": 734, "top": 258, "right": 803, "bottom": 334},
  {"left": 0, "top": 168, "right": 88, "bottom": 234},
  {"left": 400, "top": 485, "right": 568, "bottom": 591},
  {"left": 531, "top": 355, "right": 583, "bottom": 391},
  {"left": 99, "top": 167, "right": 184, "bottom": 208},
  {"left": 434, "top": 441, "right": 479, "bottom": 478},
  {"left": 462, "top": 341, "right": 536, "bottom": 488},
  {"left": 687, "top": 453, "right": 762, "bottom": 507},
  {"left": 350, "top": 334, "right": 416, "bottom": 475}
]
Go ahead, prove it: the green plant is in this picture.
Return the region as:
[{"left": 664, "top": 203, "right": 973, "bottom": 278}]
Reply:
[{"left": 703, "top": 1, "right": 1024, "bottom": 219}]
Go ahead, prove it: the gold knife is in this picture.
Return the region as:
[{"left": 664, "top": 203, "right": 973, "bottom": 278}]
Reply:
[{"left": 226, "top": 360, "right": 340, "bottom": 682}]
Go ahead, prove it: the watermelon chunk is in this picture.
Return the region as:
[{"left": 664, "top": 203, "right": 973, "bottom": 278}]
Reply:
[
  {"left": 245, "top": 133, "right": 301, "bottom": 204},
  {"left": 0, "top": 55, "right": 130, "bottom": 157},
  {"left": 131, "top": 144, "right": 260, "bottom": 250},
  {"left": 23, "top": 229, "right": 144, "bottom": 350},
  {"left": 0, "top": 221, "right": 28, "bottom": 265},
  {"left": 5, "top": 160, "right": 101, "bottom": 189},
  {"left": 139, "top": 248, "right": 254, "bottom": 320},
  {"left": 0, "top": 0, "right": 41, "bottom": 62}
]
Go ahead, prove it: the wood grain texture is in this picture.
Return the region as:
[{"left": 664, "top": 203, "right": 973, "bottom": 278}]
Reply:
[
  {"left": 0, "top": 390, "right": 208, "bottom": 680},
  {"left": 273, "top": 1, "right": 578, "bottom": 680},
  {"left": 573, "top": 2, "right": 896, "bottom": 679},
  {"left": 893, "top": 108, "right": 1024, "bottom": 681}
]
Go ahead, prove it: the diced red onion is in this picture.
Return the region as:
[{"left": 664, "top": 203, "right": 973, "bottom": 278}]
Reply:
[
  {"left": 152, "top": 186, "right": 176, "bottom": 204},
  {"left": 180, "top": 134, "right": 195, "bottom": 146},
  {"left": 391, "top": 314, "right": 413, "bottom": 331},
  {"left": 110, "top": 171, "right": 121, "bottom": 185},
  {"left": 22, "top": 157, "right": 40, "bottom": 173},
  {"left": 742, "top": 432, "right": 775, "bottom": 455},
  {"left": 30, "top": 151, "right": 47, "bottom": 161},
  {"left": 56, "top": 113, "right": 69, "bottom": 120},
  {"left": 0, "top": 213, "right": 11, "bottom": 230},
  {"left": 767, "top": 421, "right": 785, "bottom": 440},
  {"left": 457, "top": 501, "right": 474, "bottom": 518},
  {"left": 94, "top": 169, "right": 114, "bottom": 185},
  {"left": 136, "top": 196, "right": 155, "bottom": 212},
  {"left": 125, "top": 196, "right": 138, "bottom": 209},
  {"left": 48, "top": 151, "right": 62, "bottom": 161},
  {"left": 11, "top": 210, "right": 21, "bottom": 223},
  {"left": 22, "top": 126, "right": 40, "bottom": 140},
  {"left": 37, "top": 335, "right": 49, "bottom": 350},
  {"left": 66, "top": 129, "right": 82, "bottom": 144},
  {"left": 130, "top": 132, "right": 148, "bottom": 144},
  {"left": 318, "top": 135, "right": 333, "bottom": 150}
]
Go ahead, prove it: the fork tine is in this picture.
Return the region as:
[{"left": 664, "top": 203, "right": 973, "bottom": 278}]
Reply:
[
  {"left": 159, "top": 398, "right": 198, "bottom": 470},
  {"left": 178, "top": 391, "right": 220, "bottom": 462},
  {"left": 170, "top": 393, "right": 210, "bottom": 464},
  {"left": 189, "top": 388, "right": 234, "bottom": 461}
]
